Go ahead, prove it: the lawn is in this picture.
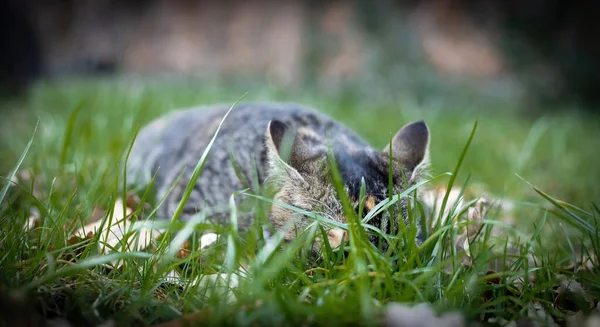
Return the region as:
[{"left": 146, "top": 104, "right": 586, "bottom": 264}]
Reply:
[{"left": 0, "top": 77, "right": 599, "bottom": 326}]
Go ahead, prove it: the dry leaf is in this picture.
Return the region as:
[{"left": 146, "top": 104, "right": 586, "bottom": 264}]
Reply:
[
  {"left": 561, "top": 254, "right": 596, "bottom": 272},
  {"left": 126, "top": 193, "right": 141, "bottom": 211},
  {"left": 467, "top": 197, "right": 488, "bottom": 241},
  {"left": 177, "top": 241, "right": 190, "bottom": 259},
  {"left": 200, "top": 233, "right": 218, "bottom": 250},
  {"left": 89, "top": 206, "right": 105, "bottom": 223},
  {"left": 70, "top": 198, "right": 165, "bottom": 268},
  {"left": 445, "top": 196, "right": 489, "bottom": 274},
  {"left": 422, "top": 187, "right": 464, "bottom": 226},
  {"left": 23, "top": 206, "right": 41, "bottom": 232},
  {"left": 576, "top": 254, "right": 598, "bottom": 273},
  {"left": 72, "top": 198, "right": 132, "bottom": 238},
  {"left": 555, "top": 275, "right": 595, "bottom": 311}
]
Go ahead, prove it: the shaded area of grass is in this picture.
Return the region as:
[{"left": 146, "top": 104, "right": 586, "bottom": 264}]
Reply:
[{"left": 0, "top": 77, "right": 599, "bottom": 326}]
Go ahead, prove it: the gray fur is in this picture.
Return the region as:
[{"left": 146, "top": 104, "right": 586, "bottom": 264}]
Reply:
[{"left": 126, "top": 102, "right": 430, "bottom": 249}]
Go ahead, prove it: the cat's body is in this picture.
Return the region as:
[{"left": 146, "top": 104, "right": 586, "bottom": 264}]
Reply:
[{"left": 127, "top": 102, "right": 430, "bottom": 250}]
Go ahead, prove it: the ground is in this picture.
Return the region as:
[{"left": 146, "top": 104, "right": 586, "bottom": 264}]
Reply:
[{"left": 0, "top": 77, "right": 599, "bottom": 326}]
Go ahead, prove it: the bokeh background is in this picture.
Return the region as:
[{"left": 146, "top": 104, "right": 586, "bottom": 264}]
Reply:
[{"left": 2, "top": 0, "right": 599, "bottom": 110}]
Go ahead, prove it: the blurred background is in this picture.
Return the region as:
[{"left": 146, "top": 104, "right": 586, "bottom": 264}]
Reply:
[{"left": 2, "top": 0, "right": 599, "bottom": 111}]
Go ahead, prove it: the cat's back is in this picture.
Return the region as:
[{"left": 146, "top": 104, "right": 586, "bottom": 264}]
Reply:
[{"left": 126, "top": 102, "right": 360, "bottom": 189}]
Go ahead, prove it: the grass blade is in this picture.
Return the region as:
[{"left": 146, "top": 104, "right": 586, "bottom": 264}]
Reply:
[
  {"left": 0, "top": 120, "right": 39, "bottom": 204},
  {"left": 169, "top": 94, "right": 247, "bottom": 223}
]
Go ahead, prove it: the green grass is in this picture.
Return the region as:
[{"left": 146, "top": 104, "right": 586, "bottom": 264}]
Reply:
[{"left": 0, "top": 77, "right": 599, "bottom": 326}]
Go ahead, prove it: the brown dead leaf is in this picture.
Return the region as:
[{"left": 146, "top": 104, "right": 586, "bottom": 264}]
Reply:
[
  {"left": 126, "top": 193, "right": 141, "bottom": 210},
  {"left": 89, "top": 206, "right": 105, "bottom": 223},
  {"left": 567, "top": 254, "right": 599, "bottom": 273},
  {"left": 67, "top": 232, "right": 94, "bottom": 246},
  {"left": 176, "top": 241, "right": 191, "bottom": 259},
  {"left": 577, "top": 257, "right": 598, "bottom": 273},
  {"left": 481, "top": 270, "right": 504, "bottom": 303},
  {"left": 555, "top": 275, "right": 595, "bottom": 312}
]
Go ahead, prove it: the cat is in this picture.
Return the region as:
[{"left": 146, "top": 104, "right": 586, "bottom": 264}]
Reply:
[{"left": 126, "top": 102, "right": 430, "bottom": 252}]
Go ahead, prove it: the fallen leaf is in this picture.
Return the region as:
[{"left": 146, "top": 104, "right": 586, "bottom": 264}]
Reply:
[
  {"left": 89, "top": 206, "right": 105, "bottom": 223},
  {"left": 200, "top": 233, "right": 218, "bottom": 250},
  {"left": 421, "top": 187, "right": 464, "bottom": 226},
  {"left": 70, "top": 198, "right": 165, "bottom": 268},
  {"left": 23, "top": 206, "right": 41, "bottom": 232},
  {"left": 126, "top": 193, "right": 141, "bottom": 211},
  {"left": 177, "top": 241, "right": 190, "bottom": 259},
  {"left": 555, "top": 275, "right": 595, "bottom": 311}
]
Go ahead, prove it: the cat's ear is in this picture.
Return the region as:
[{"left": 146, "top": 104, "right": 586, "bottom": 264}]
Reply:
[
  {"left": 265, "top": 120, "right": 307, "bottom": 181},
  {"left": 384, "top": 120, "right": 430, "bottom": 170},
  {"left": 266, "top": 120, "right": 297, "bottom": 164}
]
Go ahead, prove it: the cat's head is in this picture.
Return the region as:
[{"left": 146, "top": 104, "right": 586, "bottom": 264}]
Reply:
[{"left": 264, "top": 119, "right": 430, "bottom": 252}]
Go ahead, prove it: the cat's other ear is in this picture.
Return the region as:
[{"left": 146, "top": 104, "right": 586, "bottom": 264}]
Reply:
[
  {"left": 266, "top": 120, "right": 324, "bottom": 179},
  {"left": 265, "top": 120, "right": 305, "bottom": 184},
  {"left": 266, "top": 120, "right": 297, "bottom": 164},
  {"left": 384, "top": 120, "right": 430, "bottom": 170}
]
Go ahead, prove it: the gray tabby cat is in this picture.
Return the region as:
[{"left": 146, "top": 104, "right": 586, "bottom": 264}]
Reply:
[{"left": 126, "top": 102, "right": 430, "bottom": 251}]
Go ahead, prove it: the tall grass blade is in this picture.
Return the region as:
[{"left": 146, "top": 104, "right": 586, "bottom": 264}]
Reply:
[
  {"left": 435, "top": 120, "right": 478, "bottom": 231},
  {"left": 0, "top": 120, "right": 39, "bottom": 205},
  {"left": 169, "top": 94, "right": 247, "bottom": 223},
  {"left": 60, "top": 101, "right": 83, "bottom": 166},
  {"left": 516, "top": 174, "right": 598, "bottom": 236}
]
